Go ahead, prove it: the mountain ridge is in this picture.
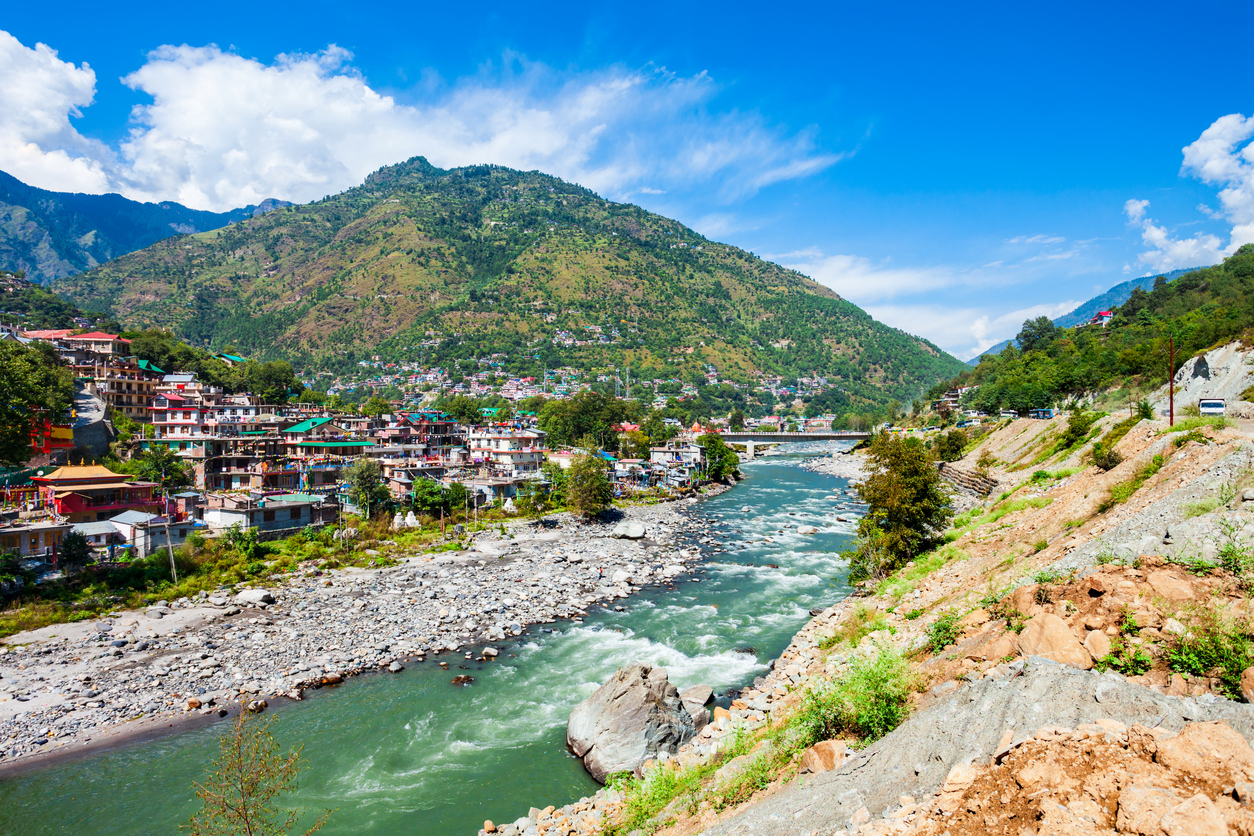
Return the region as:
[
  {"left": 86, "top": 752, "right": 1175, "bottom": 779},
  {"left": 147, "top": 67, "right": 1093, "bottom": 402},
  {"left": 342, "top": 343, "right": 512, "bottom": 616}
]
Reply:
[
  {"left": 968, "top": 266, "right": 1204, "bottom": 365},
  {"left": 0, "top": 170, "right": 289, "bottom": 284},
  {"left": 52, "top": 156, "right": 967, "bottom": 408}
]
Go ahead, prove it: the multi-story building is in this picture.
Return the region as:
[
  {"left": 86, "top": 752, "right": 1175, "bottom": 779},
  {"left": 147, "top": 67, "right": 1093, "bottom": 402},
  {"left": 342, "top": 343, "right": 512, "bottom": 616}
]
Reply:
[{"left": 466, "top": 429, "right": 546, "bottom": 475}]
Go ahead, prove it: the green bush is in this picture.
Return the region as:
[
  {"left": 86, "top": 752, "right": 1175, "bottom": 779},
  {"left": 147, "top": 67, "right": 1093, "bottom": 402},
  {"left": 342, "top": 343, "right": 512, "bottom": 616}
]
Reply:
[
  {"left": 796, "top": 647, "right": 915, "bottom": 744},
  {"left": 1090, "top": 442, "right": 1124, "bottom": 471},
  {"left": 926, "top": 610, "right": 961, "bottom": 653},
  {"left": 1166, "top": 608, "right": 1254, "bottom": 699}
]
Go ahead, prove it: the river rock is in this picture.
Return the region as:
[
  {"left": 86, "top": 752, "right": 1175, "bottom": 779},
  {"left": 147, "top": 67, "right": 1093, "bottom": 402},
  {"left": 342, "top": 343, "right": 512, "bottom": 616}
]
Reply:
[
  {"left": 237, "top": 589, "right": 276, "bottom": 606},
  {"left": 797, "top": 525, "right": 819, "bottom": 535},
  {"left": 611, "top": 521, "right": 646, "bottom": 540},
  {"left": 566, "top": 664, "right": 697, "bottom": 783}
]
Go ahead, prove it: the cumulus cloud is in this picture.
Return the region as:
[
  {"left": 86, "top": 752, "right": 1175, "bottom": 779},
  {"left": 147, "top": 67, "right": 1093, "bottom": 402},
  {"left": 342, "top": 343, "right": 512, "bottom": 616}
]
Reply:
[
  {"left": 0, "top": 30, "right": 112, "bottom": 192},
  {"left": 1126, "top": 112, "right": 1254, "bottom": 273},
  {"left": 772, "top": 250, "right": 954, "bottom": 303},
  {"left": 0, "top": 31, "right": 845, "bottom": 211},
  {"left": 1124, "top": 198, "right": 1226, "bottom": 273}
]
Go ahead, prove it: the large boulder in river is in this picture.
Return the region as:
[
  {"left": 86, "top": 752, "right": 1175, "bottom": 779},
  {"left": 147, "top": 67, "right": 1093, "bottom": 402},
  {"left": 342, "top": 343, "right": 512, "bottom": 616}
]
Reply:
[
  {"left": 611, "top": 520, "right": 647, "bottom": 540},
  {"left": 567, "top": 664, "right": 696, "bottom": 782},
  {"left": 236, "top": 589, "right": 275, "bottom": 606}
]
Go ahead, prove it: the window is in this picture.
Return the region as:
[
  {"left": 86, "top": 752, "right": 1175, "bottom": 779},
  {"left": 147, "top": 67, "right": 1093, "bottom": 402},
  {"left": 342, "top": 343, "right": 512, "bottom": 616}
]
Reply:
[
  {"left": 290, "top": 508, "right": 301, "bottom": 520},
  {"left": 263, "top": 510, "right": 276, "bottom": 522}
]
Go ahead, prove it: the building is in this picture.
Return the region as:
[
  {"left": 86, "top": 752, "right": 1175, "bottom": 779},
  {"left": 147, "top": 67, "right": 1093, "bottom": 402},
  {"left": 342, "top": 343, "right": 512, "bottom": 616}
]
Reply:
[
  {"left": 466, "top": 429, "right": 546, "bottom": 475},
  {"left": 31, "top": 465, "right": 162, "bottom": 524},
  {"left": 0, "top": 519, "right": 73, "bottom": 560},
  {"left": 203, "top": 494, "right": 324, "bottom": 537}
]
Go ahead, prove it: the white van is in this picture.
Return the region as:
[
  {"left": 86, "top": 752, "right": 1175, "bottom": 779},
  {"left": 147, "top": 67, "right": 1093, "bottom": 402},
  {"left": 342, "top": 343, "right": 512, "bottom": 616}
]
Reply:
[{"left": 1198, "top": 398, "right": 1226, "bottom": 416}]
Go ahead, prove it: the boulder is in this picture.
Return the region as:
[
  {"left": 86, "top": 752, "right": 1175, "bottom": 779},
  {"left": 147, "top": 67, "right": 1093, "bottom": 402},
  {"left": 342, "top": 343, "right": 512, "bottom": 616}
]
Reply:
[
  {"left": 680, "top": 684, "right": 714, "bottom": 706},
  {"left": 611, "top": 521, "right": 647, "bottom": 540},
  {"left": 1015, "top": 614, "right": 1092, "bottom": 669},
  {"left": 1147, "top": 570, "right": 1195, "bottom": 602},
  {"left": 566, "top": 664, "right": 697, "bottom": 783},
  {"left": 1242, "top": 667, "right": 1254, "bottom": 703},
  {"left": 799, "top": 740, "right": 846, "bottom": 774},
  {"left": 236, "top": 589, "right": 275, "bottom": 606},
  {"left": 797, "top": 525, "right": 819, "bottom": 535},
  {"left": 1083, "top": 629, "right": 1112, "bottom": 662}
]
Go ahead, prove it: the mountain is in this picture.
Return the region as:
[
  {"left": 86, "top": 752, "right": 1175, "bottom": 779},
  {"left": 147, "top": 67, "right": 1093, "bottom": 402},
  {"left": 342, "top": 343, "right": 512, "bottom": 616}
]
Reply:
[
  {"left": 967, "top": 267, "right": 1204, "bottom": 365},
  {"left": 0, "top": 170, "right": 289, "bottom": 284},
  {"left": 0, "top": 269, "right": 116, "bottom": 331},
  {"left": 52, "top": 157, "right": 967, "bottom": 407}
]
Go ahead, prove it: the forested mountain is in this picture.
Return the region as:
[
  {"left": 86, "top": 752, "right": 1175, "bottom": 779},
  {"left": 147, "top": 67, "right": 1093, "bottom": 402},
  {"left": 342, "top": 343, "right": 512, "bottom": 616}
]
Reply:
[
  {"left": 938, "top": 246, "right": 1254, "bottom": 413},
  {"left": 0, "top": 170, "right": 288, "bottom": 284},
  {"left": 53, "top": 157, "right": 967, "bottom": 407},
  {"left": 968, "top": 267, "right": 1204, "bottom": 365}
]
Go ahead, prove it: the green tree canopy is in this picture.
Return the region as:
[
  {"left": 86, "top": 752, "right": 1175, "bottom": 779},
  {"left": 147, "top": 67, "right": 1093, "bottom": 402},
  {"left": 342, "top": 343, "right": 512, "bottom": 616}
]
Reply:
[
  {"left": 566, "top": 453, "right": 613, "bottom": 518},
  {"left": 0, "top": 341, "right": 74, "bottom": 468},
  {"left": 850, "top": 434, "right": 952, "bottom": 580},
  {"left": 698, "top": 433, "right": 740, "bottom": 482},
  {"left": 345, "top": 458, "right": 391, "bottom": 520}
]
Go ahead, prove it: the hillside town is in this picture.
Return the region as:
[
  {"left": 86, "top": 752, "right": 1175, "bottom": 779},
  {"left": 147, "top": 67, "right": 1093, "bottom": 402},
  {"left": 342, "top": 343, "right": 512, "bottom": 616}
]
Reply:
[{"left": 0, "top": 327, "right": 803, "bottom": 572}]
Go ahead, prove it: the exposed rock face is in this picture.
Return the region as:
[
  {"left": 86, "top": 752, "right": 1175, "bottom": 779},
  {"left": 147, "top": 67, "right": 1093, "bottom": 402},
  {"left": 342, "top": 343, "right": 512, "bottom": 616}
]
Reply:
[
  {"left": 1016, "top": 613, "right": 1093, "bottom": 669},
  {"left": 566, "top": 664, "right": 696, "bottom": 783}
]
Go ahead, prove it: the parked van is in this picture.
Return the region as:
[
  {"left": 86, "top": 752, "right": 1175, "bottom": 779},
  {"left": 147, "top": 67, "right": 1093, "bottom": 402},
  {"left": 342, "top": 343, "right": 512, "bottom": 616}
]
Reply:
[{"left": 1199, "top": 398, "right": 1226, "bottom": 416}]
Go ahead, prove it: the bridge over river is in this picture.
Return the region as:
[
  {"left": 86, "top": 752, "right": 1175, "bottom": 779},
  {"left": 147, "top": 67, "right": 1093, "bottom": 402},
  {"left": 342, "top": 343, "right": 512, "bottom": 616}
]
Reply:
[{"left": 718, "top": 431, "right": 870, "bottom": 458}]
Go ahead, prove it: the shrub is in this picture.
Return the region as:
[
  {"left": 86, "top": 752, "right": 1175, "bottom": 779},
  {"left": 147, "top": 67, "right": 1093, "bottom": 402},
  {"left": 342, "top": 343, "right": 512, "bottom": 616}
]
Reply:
[
  {"left": 1090, "top": 442, "right": 1124, "bottom": 471},
  {"left": 795, "top": 647, "right": 916, "bottom": 745},
  {"left": 1095, "top": 638, "right": 1153, "bottom": 676},
  {"left": 1166, "top": 607, "right": 1254, "bottom": 699},
  {"left": 1099, "top": 455, "right": 1164, "bottom": 513},
  {"left": 926, "top": 610, "right": 961, "bottom": 653}
]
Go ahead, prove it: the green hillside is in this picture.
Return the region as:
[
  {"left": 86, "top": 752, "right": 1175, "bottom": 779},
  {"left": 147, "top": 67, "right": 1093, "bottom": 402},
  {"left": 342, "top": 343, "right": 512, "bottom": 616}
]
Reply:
[
  {"left": 937, "top": 244, "right": 1254, "bottom": 412},
  {"left": 54, "top": 157, "right": 966, "bottom": 406}
]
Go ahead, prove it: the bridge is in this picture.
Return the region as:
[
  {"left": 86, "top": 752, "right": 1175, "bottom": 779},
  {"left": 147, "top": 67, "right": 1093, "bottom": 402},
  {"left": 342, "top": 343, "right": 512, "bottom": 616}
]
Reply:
[{"left": 717, "top": 431, "right": 870, "bottom": 459}]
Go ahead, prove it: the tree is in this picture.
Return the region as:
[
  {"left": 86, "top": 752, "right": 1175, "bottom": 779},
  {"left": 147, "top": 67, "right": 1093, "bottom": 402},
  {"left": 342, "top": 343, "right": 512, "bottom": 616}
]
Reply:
[
  {"left": 1016, "top": 316, "right": 1060, "bottom": 354},
  {"left": 360, "top": 396, "right": 392, "bottom": 416},
  {"left": 410, "top": 480, "right": 446, "bottom": 515},
  {"left": 344, "top": 458, "right": 390, "bottom": 520},
  {"left": 728, "top": 409, "right": 746, "bottom": 431},
  {"left": 296, "top": 389, "right": 328, "bottom": 405},
  {"left": 698, "top": 433, "right": 740, "bottom": 482},
  {"left": 566, "top": 453, "right": 613, "bottom": 518},
  {"left": 933, "top": 429, "right": 967, "bottom": 462},
  {"left": 850, "top": 434, "right": 952, "bottom": 581},
  {"left": 119, "top": 444, "right": 194, "bottom": 491},
  {"left": 0, "top": 341, "right": 74, "bottom": 468},
  {"left": 513, "top": 480, "right": 551, "bottom": 521},
  {"left": 58, "top": 531, "right": 93, "bottom": 574},
  {"left": 248, "top": 361, "right": 298, "bottom": 404},
  {"left": 185, "top": 709, "right": 331, "bottom": 836}
]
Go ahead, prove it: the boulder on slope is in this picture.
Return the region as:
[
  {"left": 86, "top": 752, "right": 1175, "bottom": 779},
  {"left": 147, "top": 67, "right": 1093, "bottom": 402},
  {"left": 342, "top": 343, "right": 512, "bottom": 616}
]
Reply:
[{"left": 566, "top": 664, "right": 696, "bottom": 783}]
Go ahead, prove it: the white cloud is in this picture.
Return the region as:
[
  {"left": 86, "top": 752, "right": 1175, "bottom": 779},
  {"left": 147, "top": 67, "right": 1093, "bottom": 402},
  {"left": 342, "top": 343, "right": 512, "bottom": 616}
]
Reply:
[
  {"left": 1126, "top": 112, "right": 1254, "bottom": 273},
  {"left": 1005, "top": 234, "right": 1065, "bottom": 244},
  {"left": 0, "top": 32, "right": 845, "bottom": 211},
  {"left": 0, "top": 30, "right": 112, "bottom": 192},
  {"left": 866, "top": 299, "right": 1079, "bottom": 360},
  {"left": 1124, "top": 198, "right": 1225, "bottom": 273},
  {"left": 773, "top": 250, "right": 954, "bottom": 303}
]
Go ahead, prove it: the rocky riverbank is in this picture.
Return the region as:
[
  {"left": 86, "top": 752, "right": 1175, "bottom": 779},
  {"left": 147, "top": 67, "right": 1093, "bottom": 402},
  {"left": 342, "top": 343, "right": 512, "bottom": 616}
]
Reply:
[
  {"left": 799, "top": 448, "right": 868, "bottom": 481},
  {"left": 0, "top": 492, "right": 735, "bottom": 770}
]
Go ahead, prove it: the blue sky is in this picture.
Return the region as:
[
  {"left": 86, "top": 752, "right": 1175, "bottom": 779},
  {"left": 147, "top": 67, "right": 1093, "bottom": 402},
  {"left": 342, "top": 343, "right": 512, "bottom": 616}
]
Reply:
[{"left": 3, "top": 1, "right": 1254, "bottom": 359}]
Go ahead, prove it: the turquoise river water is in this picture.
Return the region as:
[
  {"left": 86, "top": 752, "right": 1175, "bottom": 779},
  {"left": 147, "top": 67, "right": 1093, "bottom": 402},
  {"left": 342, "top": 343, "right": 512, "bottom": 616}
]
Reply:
[{"left": 0, "top": 446, "right": 858, "bottom": 835}]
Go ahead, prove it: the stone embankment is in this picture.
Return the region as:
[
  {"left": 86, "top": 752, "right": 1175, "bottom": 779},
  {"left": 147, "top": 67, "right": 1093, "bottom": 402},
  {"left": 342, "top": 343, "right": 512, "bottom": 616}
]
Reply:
[
  {"left": 0, "top": 497, "right": 730, "bottom": 768},
  {"left": 799, "top": 449, "right": 868, "bottom": 481}
]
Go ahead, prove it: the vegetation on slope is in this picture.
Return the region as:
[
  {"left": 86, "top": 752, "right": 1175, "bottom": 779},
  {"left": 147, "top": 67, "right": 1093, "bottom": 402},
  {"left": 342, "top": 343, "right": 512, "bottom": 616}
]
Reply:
[
  {"left": 54, "top": 158, "right": 966, "bottom": 408},
  {"left": 935, "top": 244, "right": 1254, "bottom": 413}
]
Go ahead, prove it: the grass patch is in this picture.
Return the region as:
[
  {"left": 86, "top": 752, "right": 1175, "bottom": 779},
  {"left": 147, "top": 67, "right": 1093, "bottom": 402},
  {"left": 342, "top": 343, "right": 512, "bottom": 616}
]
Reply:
[
  {"left": 817, "top": 603, "right": 891, "bottom": 649},
  {"left": 1160, "top": 416, "right": 1233, "bottom": 435},
  {"left": 1095, "top": 637, "right": 1153, "bottom": 676},
  {"left": 875, "top": 545, "right": 969, "bottom": 600},
  {"left": 1098, "top": 454, "right": 1165, "bottom": 513}
]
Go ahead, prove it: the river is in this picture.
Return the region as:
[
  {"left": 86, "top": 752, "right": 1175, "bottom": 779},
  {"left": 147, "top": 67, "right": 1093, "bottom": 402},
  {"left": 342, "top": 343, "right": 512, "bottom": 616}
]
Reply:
[{"left": 0, "top": 446, "right": 858, "bottom": 835}]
